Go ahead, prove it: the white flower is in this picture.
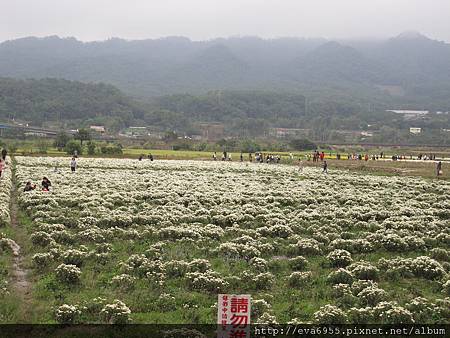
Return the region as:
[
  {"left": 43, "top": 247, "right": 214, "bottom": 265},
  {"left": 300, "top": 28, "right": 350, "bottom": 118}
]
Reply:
[
  {"left": 100, "top": 300, "right": 132, "bottom": 324},
  {"left": 55, "top": 304, "right": 81, "bottom": 324},
  {"left": 11, "top": 156, "right": 450, "bottom": 324},
  {"left": 55, "top": 264, "right": 81, "bottom": 284}
]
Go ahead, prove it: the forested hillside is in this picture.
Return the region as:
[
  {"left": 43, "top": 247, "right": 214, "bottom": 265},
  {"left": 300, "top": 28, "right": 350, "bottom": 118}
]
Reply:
[
  {"left": 0, "top": 78, "right": 145, "bottom": 129},
  {"left": 1, "top": 33, "right": 450, "bottom": 111},
  {"left": 1, "top": 78, "right": 449, "bottom": 144},
  {"left": 0, "top": 77, "right": 388, "bottom": 134}
]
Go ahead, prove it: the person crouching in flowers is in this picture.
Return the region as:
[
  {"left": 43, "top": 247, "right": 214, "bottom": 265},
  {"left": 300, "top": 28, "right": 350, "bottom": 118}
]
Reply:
[
  {"left": 42, "top": 177, "right": 52, "bottom": 191},
  {"left": 24, "top": 181, "right": 36, "bottom": 192}
]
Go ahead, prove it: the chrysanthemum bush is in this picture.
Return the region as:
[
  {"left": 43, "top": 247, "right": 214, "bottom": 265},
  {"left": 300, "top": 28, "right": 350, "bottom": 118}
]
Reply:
[
  {"left": 288, "top": 256, "right": 308, "bottom": 271},
  {"left": 0, "top": 280, "right": 9, "bottom": 297},
  {"left": 379, "top": 256, "right": 446, "bottom": 280},
  {"left": 100, "top": 300, "right": 132, "bottom": 324},
  {"left": 55, "top": 264, "right": 81, "bottom": 284},
  {"left": 288, "top": 271, "right": 312, "bottom": 287},
  {"left": 185, "top": 271, "right": 229, "bottom": 293},
  {"left": 111, "top": 274, "right": 136, "bottom": 291},
  {"left": 313, "top": 304, "right": 347, "bottom": 324},
  {"left": 32, "top": 252, "right": 54, "bottom": 270},
  {"left": 12, "top": 156, "right": 450, "bottom": 324},
  {"left": 347, "top": 261, "right": 380, "bottom": 281},
  {"left": 0, "top": 157, "right": 12, "bottom": 227},
  {"left": 326, "top": 249, "right": 352, "bottom": 267},
  {"left": 55, "top": 304, "right": 82, "bottom": 324}
]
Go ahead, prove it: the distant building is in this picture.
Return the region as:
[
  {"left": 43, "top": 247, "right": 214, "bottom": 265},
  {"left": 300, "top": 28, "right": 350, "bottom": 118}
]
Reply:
[
  {"left": 387, "top": 110, "right": 429, "bottom": 120},
  {"left": 24, "top": 132, "right": 47, "bottom": 137},
  {"left": 147, "top": 131, "right": 165, "bottom": 139},
  {"left": 128, "top": 127, "right": 147, "bottom": 136},
  {"left": 360, "top": 131, "right": 374, "bottom": 137},
  {"left": 410, "top": 127, "right": 422, "bottom": 134},
  {"left": 269, "top": 128, "right": 309, "bottom": 138},
  {"left": 90, "top": 125, "right": 106, "bottom": 133}
]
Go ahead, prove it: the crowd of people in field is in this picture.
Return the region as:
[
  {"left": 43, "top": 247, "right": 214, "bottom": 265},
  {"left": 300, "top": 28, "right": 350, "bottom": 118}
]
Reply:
[
  {"left": 23, "top": 156, "right": 79, "bottom": 192},
  {"left": 138, "top": 154, "right": 154, "bottom": 161},
  {"left": 0, "top": 146, "right": 446, "bottom": 193},
  {"left": 210, "top": 149, "right": 444, "bottom": 176}
]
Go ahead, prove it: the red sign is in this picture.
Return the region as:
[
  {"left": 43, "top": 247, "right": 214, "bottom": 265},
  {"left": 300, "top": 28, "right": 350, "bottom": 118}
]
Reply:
[{"left": 218, "top": 294, "right": 251, "bottom": 338}]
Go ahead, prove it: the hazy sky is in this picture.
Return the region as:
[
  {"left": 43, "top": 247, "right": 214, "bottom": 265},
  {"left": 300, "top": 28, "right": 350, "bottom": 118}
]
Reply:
[{"left": 2, "top": 0, "right": 450, "bottom": 42}]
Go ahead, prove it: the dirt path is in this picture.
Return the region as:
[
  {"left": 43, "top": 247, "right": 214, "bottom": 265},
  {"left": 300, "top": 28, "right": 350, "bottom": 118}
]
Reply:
[{"left": 9, "top": 158, "right": 33, "bottom": 321}]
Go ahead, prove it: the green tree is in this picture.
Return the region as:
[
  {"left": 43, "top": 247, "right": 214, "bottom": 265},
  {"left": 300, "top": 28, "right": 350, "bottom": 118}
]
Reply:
[
  {"left": 75, "top": 129, "right": 91, "bottom": 146},
  {"left": 65, "top": 140, "right": 82, "bottom": 155},
  {"left": 54, "top": 132, "right": 71, "bottom": 150},
  {"left": 100, "top": 144, "right": 123, "bottom": 155},
  {"left": 87, "top": 141, "right": 96, "bottom": 155},
  {"left": 240, "top": 139, "right": 261, "bottom": 153}
]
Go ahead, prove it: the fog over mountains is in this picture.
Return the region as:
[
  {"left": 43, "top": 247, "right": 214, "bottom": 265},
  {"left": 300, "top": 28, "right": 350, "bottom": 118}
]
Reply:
[{"left": 1, "top": 32, "right": 449, "bottom": 108}]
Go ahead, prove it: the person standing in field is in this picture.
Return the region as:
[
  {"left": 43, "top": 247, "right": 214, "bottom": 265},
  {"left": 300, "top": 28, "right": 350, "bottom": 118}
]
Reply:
[
  {"left": 436, "top": 161, "right": 442, "bottom": 177},
  {"left": 322, "top": 160, "right": 328, "bottom": 174},
  {"left": 70, "top": 157, "right": 77, "bottom": 173},
  {"left": 1, "top": 149, "right": 7, "bottom": 160},
  {"left": 54, "top": 160, "right": 62, "bottom": 173},
  {"left": 240, "top": 152, "right": 244, "bottom": 162},
  {"left": 0, "top": 158, "right": 5, "bottom": 178},
  {"left": 298, "top": 158, "right": 303, "bottom": 172},
  {"left": 213, "top": 152, "right": 217, "bottom": 161}
]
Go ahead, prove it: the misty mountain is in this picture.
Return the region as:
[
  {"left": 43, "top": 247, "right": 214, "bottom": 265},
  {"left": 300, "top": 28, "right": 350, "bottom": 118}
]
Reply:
[
  {"left": 286, "top": 41, "right": 385, "bottom": 85},
  {"left": 0, "top": 33, "right": 450, "bottom": 110},
  {"left": 377, "top": 32, "right": 450, "bottom": 85},
  {"left": 158, "top": 44, "right": 253, "bottom": 93}
]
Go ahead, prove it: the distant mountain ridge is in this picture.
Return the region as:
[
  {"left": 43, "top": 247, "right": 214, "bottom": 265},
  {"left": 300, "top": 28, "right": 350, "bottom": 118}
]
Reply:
[{"left": 0, "top": 33, "right": 450, "bottom": 108}]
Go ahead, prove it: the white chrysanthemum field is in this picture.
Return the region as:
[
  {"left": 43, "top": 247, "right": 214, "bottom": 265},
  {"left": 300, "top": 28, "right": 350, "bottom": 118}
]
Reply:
[{"left": 1, "top": 156, "right": 449, "bottom": 324}]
